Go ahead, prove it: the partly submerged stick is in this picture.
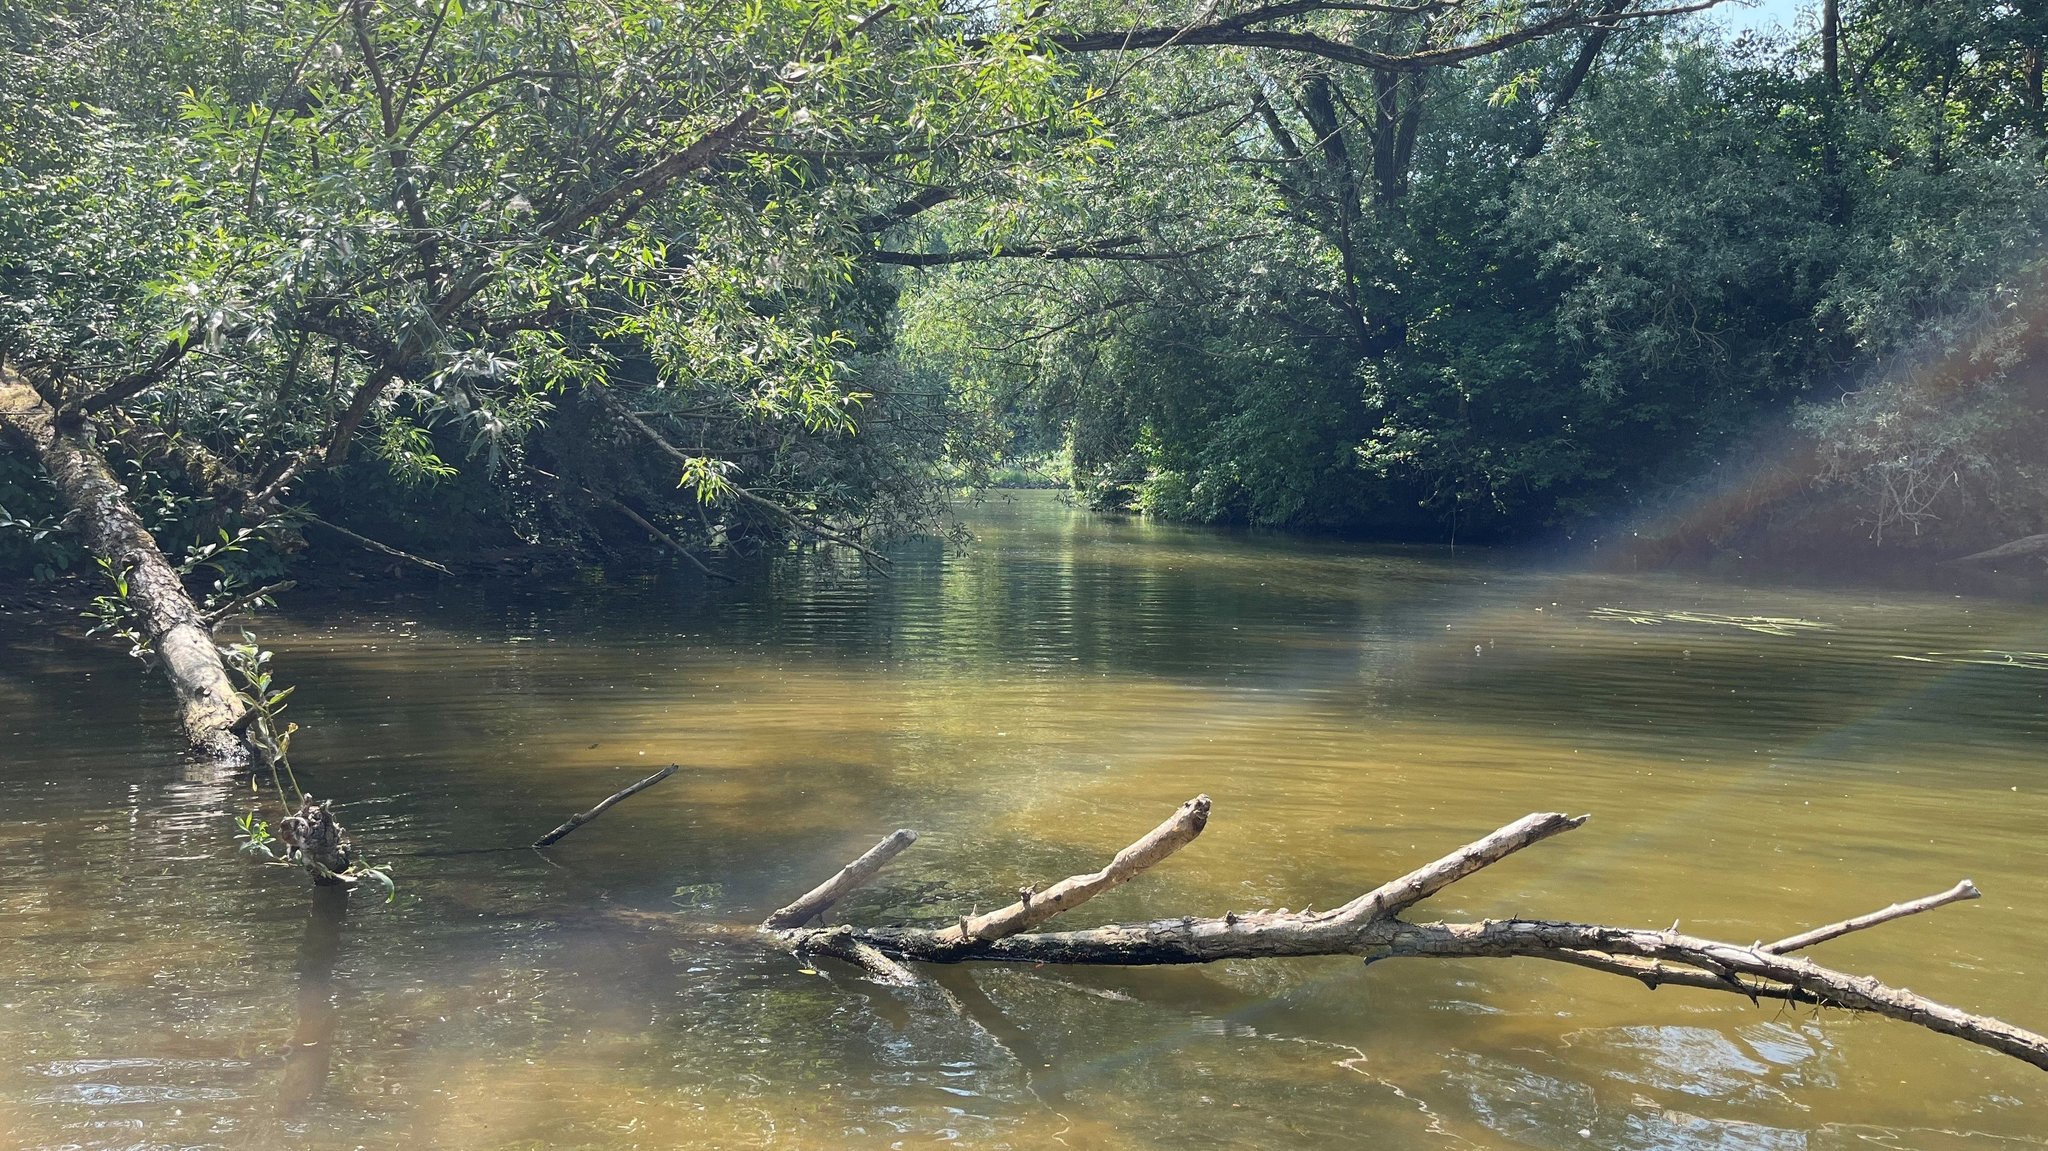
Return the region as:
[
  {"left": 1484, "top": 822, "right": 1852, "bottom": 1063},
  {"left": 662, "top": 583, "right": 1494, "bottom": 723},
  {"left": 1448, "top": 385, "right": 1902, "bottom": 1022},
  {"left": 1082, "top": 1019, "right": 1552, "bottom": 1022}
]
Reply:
[
  {"left": 533, "top": 764, "right": 679, "bottom": 848},
  {"left": 1763, "top": 879, "right": 1981, "bottom": 954},
  {"left": 761, "top": 800, "right": 2048, "bottom": 1074},
  {"left": 764, "top": 828, "right": 919, "bottom": 929}
]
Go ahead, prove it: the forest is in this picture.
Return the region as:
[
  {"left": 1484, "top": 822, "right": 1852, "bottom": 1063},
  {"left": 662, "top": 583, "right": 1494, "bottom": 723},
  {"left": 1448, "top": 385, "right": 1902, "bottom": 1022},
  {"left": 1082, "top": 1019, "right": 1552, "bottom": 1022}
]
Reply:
[
  {"left": 3, "top": 2, "right": 2048, "bottom": 1148},
  {"left": 7, "top": 0, "right": 2048, "bottom": 589}
]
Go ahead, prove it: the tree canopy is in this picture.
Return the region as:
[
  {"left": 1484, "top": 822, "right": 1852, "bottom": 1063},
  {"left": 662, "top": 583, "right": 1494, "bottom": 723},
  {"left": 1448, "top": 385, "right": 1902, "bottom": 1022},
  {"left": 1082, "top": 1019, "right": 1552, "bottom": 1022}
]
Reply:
[{"left": 5, "top": 0, "right": 2048, "bottom": 588}]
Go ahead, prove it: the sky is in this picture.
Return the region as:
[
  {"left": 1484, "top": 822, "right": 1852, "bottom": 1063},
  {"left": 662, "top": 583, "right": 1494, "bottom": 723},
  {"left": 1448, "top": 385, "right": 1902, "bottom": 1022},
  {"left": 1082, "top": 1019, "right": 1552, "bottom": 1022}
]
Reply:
[{"left": 1710, "top": 0, "right": 1811, "bottom": 36}]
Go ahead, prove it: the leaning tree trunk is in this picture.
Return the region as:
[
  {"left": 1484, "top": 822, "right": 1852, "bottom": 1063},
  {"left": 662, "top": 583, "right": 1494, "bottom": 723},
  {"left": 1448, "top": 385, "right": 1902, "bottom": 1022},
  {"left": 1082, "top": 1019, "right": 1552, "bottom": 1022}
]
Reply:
[{"left": 0, "top": 362, "right": 250, "bottom": 768}]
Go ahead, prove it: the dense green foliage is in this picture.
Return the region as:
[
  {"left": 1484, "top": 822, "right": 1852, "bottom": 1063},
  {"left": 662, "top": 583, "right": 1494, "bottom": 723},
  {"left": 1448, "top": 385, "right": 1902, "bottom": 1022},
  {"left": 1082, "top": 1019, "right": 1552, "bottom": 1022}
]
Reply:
[
  {"left": 900, "top": 2, "right": 2048, "bottom": 554},
  {"left": 1, "top": 0, "right": 1088, "bottom": 577},
  {"left": 5, "top": 0, "right": 2047, "bottom": 585}
]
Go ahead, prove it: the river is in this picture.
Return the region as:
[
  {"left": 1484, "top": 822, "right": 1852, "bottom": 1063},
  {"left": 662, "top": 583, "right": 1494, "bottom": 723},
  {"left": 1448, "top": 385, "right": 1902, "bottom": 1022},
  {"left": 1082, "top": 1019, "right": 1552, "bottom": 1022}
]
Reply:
[{"left": 2, "top": 491, "right": 2043, "bottom": 1149}]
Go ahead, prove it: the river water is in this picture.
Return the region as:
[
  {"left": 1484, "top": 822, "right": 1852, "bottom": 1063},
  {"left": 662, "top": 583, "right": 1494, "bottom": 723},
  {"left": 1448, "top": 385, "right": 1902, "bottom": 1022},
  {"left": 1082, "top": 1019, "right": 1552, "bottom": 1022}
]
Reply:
[{"left": 2, "top": 492, "right": 2044, "bottom": 1149}]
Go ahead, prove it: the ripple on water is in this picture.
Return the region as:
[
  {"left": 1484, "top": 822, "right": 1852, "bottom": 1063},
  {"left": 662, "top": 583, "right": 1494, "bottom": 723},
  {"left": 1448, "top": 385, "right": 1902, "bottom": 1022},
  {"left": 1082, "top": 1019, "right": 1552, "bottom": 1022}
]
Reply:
[{"left": 0, "top": 492, "right": 2043, "bottom": 1150}]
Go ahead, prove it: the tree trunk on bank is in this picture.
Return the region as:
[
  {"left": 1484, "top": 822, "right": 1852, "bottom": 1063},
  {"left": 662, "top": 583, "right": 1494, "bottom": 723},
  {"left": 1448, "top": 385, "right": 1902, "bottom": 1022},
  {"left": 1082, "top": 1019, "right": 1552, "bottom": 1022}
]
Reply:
[
  {"left": 746, "top": 800, "right": 2048, "bottom": 1075},
  {"left": 0, "top": 362, "right": 250, "bottom": 768}
]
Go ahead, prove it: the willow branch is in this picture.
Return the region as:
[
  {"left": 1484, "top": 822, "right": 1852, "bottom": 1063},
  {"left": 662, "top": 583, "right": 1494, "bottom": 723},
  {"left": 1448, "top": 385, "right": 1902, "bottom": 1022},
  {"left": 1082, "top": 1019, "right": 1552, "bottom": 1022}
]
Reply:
[
  {"left": 302, "top": 514, "right": 453, "bottom": 575},
  {"left": 605, "top": 498, "right": 737, "bottom": 583},
  {"left": 586, "top": 379, "right": 890, "bottom": 570},
  {"left": 1046, "top": 2, "right": 1726, "bottom": 73},
  {"left": 67, "top": 337, "right": 195, "bottom": 415}
]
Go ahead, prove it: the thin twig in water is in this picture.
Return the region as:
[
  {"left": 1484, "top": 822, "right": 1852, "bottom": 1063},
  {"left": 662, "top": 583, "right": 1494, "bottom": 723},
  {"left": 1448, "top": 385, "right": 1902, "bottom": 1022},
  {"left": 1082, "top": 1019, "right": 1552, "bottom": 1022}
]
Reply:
[{"left": 533, "top": 764, "right": 680, "bottom": 848}]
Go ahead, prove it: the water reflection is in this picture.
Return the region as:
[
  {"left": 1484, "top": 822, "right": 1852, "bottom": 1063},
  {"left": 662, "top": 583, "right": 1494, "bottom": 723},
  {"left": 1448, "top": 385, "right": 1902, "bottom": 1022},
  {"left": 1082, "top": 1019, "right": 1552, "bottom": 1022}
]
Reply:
[
  {"left": 0, "top": 493, "right": 2044, "bottom": 1149},
  {"left": 279, "top": 886, "right": 349, "bottom": 1116}
]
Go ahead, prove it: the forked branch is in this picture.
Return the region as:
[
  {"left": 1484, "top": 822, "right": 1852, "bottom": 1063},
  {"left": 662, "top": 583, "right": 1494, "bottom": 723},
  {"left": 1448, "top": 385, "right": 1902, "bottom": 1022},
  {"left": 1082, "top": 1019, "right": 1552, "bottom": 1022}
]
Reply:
[{"left": 763, "top": 797, "right": 2048, "bottom": 1074}]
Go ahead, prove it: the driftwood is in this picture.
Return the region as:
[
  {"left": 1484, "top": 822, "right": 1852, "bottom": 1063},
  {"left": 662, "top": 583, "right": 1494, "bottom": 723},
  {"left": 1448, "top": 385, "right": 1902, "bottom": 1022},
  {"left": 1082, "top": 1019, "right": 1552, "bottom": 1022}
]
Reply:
[
  {"left": 533, "top": 764, "right": 680, "bottom": 847},
  {"left": 937, "top": 796, "right": 1208, "bottom": 943},
  {"left": 763, "top": 828, "right": 918, "bottom": 928},
  {"left": 1763, "top": 878, "right": 1979, "bottom": 954},
  {"left": 763, "top": 797, "right": 2048, "bottom": 1074}
]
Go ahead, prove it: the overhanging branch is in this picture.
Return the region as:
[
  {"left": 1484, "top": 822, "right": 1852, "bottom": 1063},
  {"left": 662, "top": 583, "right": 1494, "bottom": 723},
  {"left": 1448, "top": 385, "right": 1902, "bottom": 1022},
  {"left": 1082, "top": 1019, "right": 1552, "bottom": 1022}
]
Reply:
[
  {"left": 1046, "top": 1, "right": 1727, "bottom": 73},
  {"left": 873, "top": 233, "right": 1267, "bottom": 266}
]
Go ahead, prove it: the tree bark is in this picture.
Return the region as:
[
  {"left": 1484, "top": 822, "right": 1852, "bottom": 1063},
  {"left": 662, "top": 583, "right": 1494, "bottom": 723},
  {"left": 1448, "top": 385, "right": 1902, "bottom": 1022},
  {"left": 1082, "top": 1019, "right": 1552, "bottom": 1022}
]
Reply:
[
  {"left": 765, "top": 799, "right": 2048, "bottom": 1075},
  {"left": 1822, "top": 0, "right": 1839, "bottom": 98},
  {"left": 1821, "top": 0, "right": 1844, "bottom": 220},
  {"left": 763, "top": 828, "right": 919, "bottom": 928},
  {"left": 0, "top": 362, "right": 250, "bottom": 767},
  {"left": 2028, "top": 46, "right": 2045, "bottom": 134},
  {"left": 938, "top": 795, "right": 1209, "bottom": 943}
]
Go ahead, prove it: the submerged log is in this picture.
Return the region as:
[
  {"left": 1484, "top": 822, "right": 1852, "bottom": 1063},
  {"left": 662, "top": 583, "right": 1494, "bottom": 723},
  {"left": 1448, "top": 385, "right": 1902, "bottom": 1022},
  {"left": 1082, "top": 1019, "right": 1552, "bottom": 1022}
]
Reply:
[
  {"left": 766, "top": 797, "right": 2048, "bottom": 1074},
  {"left": 0, "top": 362, "right": 249, "bottom": 767}
]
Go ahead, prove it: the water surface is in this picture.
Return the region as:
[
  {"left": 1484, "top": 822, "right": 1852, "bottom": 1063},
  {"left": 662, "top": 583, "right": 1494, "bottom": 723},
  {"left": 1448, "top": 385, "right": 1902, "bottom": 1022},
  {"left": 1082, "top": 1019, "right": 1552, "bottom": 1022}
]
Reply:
[{"left": 3, "top": 492, "right": 2044, "bottom": 1149}]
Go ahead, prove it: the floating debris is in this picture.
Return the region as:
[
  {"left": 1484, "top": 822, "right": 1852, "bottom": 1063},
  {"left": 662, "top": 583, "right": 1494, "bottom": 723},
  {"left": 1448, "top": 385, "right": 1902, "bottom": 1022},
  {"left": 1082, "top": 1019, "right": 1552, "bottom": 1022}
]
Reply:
[
  {"left": 1895, "top": 650, "right": 2048, "bottom": 671},
  {"left": 1588, "top": 608, "right": 1834, "bottom": 636}
]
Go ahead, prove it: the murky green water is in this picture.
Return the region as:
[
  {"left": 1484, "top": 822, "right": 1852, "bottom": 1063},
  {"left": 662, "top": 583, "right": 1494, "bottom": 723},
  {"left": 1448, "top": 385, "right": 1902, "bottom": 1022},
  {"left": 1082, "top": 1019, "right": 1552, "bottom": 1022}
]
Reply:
[{"left": 3, "top": 492, "right": 2045, "bottom": 1149}]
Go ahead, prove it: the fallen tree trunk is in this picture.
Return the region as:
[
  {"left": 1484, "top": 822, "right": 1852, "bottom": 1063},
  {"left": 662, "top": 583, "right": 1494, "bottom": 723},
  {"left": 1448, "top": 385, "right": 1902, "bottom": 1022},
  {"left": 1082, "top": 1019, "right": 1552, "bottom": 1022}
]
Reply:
[
  {"left": 0, "top": 362, "right": 250, "bottom": 767},
  {"left": 763, "top": 798, "right": 2048, "bottom": 1074}
]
